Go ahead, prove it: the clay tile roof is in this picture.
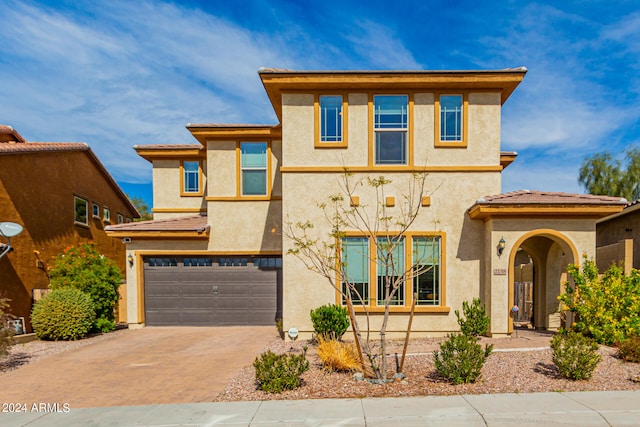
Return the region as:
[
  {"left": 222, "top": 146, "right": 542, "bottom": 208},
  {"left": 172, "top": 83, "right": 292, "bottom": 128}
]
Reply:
[
  {"left": 104, "top": 215, "right": 209, "bottom": 233},
  {"left": 0, "top": 141, "right": 89, "bottom": 154},
  {"left": 477, "top": 190, "right": 628, "bottom": 205},
  {"left": 0, "top": 125, "right": 26, "bottom": 143}
]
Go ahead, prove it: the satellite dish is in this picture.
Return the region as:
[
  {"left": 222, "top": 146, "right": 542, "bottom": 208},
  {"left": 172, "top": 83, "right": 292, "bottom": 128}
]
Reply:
[{"left": 0, "top": 222, "right": 23, "bottom": 238}]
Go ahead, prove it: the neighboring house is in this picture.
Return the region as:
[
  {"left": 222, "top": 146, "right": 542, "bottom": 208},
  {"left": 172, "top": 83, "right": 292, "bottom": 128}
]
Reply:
[
  {"left": 0, "top": 125, "right": 139, "bottom": 332},
  {"left": 596, "top": 199, "right": 640, "bottom": 273},
  {"left": 106, "top": 68, "right": 626, "bottom": 338}
]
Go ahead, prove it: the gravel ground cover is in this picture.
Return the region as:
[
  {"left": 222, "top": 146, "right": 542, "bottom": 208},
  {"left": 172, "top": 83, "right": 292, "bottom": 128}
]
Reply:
[
  {"left": 216, "top": 333, "right": 640, "bottom": 402},
  {"left": 2, "top": 328, "right": 639, "bottom": 402}
]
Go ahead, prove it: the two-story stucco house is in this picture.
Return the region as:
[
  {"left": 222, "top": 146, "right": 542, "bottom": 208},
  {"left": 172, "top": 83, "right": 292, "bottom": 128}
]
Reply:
[{"left": 106, "top": 68, "right": 626, "bottom": 338}]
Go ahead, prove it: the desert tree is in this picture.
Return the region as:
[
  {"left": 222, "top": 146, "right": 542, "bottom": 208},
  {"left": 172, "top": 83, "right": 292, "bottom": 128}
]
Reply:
[{"left": 285, "top": 169, "right": 436, "bottom": 382}]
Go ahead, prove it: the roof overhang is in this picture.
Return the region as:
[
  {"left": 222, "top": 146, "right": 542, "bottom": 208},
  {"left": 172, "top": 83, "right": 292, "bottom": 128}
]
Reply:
[
  {"left": 186, "top": 124, "right": 281, "bottom": 145},
  {"left": 104, "top": 230, "right": 210, "bottom": 240},
  {"left": 259, "top": 68, "right": 528, "bottom": 121},
  {"left": 134, "top": 144, "right": 205, "bottom": 162},
  {"left": 468, "top": 204, "right": 625, "bottom": 221},
  {"left": 500, "top": 151, "right": 518, "bottom": 169}
]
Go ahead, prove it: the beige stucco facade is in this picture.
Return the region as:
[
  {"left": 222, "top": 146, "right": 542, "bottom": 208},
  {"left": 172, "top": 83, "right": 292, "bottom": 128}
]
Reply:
[{"left": 109, "top": 68, "right": 626, "bottom": 336}]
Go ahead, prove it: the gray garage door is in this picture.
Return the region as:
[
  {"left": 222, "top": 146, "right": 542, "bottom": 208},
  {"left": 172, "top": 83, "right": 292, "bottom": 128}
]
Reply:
[{"left": 143, "top": 256, "right": 282, "bottom": 326}]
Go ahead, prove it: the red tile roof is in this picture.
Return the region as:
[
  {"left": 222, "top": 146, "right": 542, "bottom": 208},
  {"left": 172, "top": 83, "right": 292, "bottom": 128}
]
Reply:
[
  {"left": 476, "top": 190, "right": 627, "bottom": 206},
  {"left": 105, "top": 215, "right": 209, "bottom": 232},
  {"left": 0, "top": 128, "right": 138, "bottom": 218},
  {"left": 0, "top": 141, "right": 89, "bottom": 154}
]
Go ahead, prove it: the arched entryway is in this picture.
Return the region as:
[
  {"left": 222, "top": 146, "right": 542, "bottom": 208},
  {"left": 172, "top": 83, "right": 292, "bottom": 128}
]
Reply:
[{"left": 508, "top": 229, "right": 579, "bottom": 333}]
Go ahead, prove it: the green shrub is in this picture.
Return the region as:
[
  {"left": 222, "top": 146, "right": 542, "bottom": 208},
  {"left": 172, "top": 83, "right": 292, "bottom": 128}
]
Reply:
[
  {"left": 559, "top": 258, "right": 640, "bottom": 345},
  {"left": 31, "top": 288, "right": 95, "bottom": 341},
  {"left": 49, "top": 242, "right": 122, "bottom": 332},
  {"left": 617, "top": 336, "right": 640, "bottom": 363},
  {"left": 0, "top": 296, "right": 15, "bottom": 357},
  {"left": 455, "top": 298, "right": 490, "bottom": 337},
  {"left": 253, "top": 349, "right": 310, "bottom": 393},
  {"left": 310, "top": 304, "right": 350, "bottom": 340},
  {"left": 551, "top": 331, "right": 601, "bottom": 380},
  {"left": 433, "top": 334, "right": 493, "bottom": 384}
]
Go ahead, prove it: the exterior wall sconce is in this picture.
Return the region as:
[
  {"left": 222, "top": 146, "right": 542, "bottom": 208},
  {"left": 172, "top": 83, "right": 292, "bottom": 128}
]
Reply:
[
  {"left": 127, "top": 254, "right": 134, "bottom": 266},
  {"left": 497, "top": 237, "right": 506, "bottom": 257}
]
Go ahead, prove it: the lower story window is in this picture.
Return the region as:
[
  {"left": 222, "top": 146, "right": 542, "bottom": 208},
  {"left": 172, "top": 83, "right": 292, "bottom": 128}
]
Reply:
[{"left": 340, "top": 234, "right": 443, "bottom": 308}]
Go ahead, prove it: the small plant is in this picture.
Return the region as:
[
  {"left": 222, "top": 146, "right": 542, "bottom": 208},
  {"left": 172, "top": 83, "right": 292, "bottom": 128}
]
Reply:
[
  {"left": 31, "top": 288, "right": 95, "bottom": 341},
  {"left": 310, "top": 304, "right": 350, "bottom": 340},
  {"left": 551, "top": 330, "right": 601, "bottom": 380},
  {"left": 433, "top": 334, "right": 493, "bottom": 384},
  {"left": 253, "top": 349, "right": 310, "bottom": 393},
  {"left": 455, "top": 298, "right": 490, "bottom": 337},
  {"left": 316, "top": 336, "right": 361, "bottom": 372},
  {"left": 0, "top": 296, "right": 15, "bottom": 357},
  {"left": 48, "top": 242, "right": 122, "bottom": 332},
  {"left": 617, "top": 336, "right": 640, "bottom": 363}
]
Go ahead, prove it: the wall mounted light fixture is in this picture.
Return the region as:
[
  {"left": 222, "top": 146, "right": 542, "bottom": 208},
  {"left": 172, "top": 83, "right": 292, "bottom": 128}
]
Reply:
[
  {"left": 127, "top": 254, "right": 134, "bottom": 266},
  {"left": 497, "top": 237, "right": 506, "bottom": 257}
]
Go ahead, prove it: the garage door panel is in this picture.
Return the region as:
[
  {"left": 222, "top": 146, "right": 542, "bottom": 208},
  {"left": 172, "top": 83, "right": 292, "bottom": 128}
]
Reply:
[{"left": 144, "top": 256, "right": 280, "bottom": 326}]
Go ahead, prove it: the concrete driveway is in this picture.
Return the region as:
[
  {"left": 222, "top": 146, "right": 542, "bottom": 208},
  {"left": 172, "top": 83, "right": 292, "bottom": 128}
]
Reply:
[{"left": 0, "top": 326, "right": 276, "bottom": 408}]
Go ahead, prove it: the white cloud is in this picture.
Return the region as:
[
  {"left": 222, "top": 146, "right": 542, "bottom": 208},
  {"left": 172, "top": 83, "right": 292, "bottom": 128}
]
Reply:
[{"left": 344, "top": 19, "right": 421, "bottom": 69}]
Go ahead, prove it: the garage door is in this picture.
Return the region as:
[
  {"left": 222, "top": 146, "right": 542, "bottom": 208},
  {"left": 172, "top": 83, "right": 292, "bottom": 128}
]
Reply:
[{"left": 143, "top": 256, "right": 282, "bottom": 326}]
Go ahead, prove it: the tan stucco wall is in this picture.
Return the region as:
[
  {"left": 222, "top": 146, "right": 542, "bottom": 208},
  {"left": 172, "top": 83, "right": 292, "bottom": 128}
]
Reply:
[
  {"left": 207, "top": 201, "right": 282, "bottom": 252},
  {"left": 207, "top": 141, "right": 236, "bottom": 197},
  {"left": 152, "top": 159, "right": 206, "bottom": 219},
  {"left": 282, "top": 92, "right": 502, "bottom": 169},
  {"left": 281, "top": 171, "right": 499, "bottom": 339}
]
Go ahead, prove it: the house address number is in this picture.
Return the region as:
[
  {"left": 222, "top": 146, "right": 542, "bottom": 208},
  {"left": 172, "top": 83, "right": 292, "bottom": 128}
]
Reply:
[{"left": 493, "top": 269, "right": 507, "bottom": 276}]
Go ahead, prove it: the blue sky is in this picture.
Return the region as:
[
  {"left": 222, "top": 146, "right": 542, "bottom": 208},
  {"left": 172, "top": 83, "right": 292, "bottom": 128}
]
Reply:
[{"left": 1, "top": 0, "right": 639, "bottom": 207}]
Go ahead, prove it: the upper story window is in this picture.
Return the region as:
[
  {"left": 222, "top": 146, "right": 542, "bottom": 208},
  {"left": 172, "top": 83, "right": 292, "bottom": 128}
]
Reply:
[
  {"left": 103, "top": 207, "right": 111, "bottom": 223},
  {"left": 241, "top": 142, "right": 267, "bottom": 196},
  {"left": 117, "top": 213, "right": 124, "bottom": 224},
  {"left": 92, "top": 203, "right": 100, "bottom": 218},
  {"left": 74, "top": 196, "right": 88, "bottom": 226},
  {"left": 374, "top": 95, "right": 408, "bottom": 165},
  {"left": 319, "top": 95, "right": 343, "bottom": 142},
  {"left": 181, "top": 160, "right": 201, "bottom": 195},
  {"left": 436, "top": 94, "right": 467, "bottom": 147}
]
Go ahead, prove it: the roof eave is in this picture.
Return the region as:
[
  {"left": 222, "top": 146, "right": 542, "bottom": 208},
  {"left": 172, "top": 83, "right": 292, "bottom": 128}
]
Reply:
[
  {"left": 259, "top": 68, "right": 528, "bottom": 121},
  {"left": 105, "top": 230, "right": 210, "bottom": 240},
  {"left": 186, "top": 124, "right": 282, "bottom": 145},
  {"left": 468, "top": 204, "right": 626, "bottom": 221}
]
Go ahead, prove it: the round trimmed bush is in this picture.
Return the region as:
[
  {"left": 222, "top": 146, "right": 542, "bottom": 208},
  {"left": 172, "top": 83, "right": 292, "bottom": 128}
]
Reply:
[
  {"left": 310, "top": 304, "right": 350, "bottom": 340},
  {"left": 31, "top": 288, "right": 95, "bottom": 341}
]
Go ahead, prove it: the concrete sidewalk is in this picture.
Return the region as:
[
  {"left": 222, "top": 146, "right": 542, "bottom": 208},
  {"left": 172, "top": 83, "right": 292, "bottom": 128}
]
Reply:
[{"left": 2, "top": 390, "right": 639, "bottom": 426}]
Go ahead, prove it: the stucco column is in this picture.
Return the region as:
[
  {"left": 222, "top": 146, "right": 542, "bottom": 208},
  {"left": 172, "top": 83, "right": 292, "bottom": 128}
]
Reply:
[{"left": 488, "top": 231, "right": 510, "bottom": 337}]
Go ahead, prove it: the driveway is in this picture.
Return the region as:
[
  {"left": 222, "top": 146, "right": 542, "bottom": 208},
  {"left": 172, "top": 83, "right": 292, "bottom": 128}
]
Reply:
[{"left": 0, "top": 326, "right": 276, "bottom": 408}]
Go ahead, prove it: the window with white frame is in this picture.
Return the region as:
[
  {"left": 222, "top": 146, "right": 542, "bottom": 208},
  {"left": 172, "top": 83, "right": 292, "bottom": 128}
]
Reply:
[
  {"left": 182, "top": 161, "right": 201, "bottom": 194},
  {"left": 74, "top": 196, "right": 88, "bottom": 225},
  {"left": 92, "top": 203, "right": 100, "bottom": 218},
  {"left": 241, "top": 142, "right": 267, "bottom": 196},
  {"left": 103, "top": 207, "right": 111, "bottom": 222},
  {"left": 117, "top": 213, "right": 124, "bottom": 224},
  {"left": 374, "top": 95, "right": 408, "bottom": 165},
  {"left": 319, "top": 95, "right": 343, "bottom": 142},
  {"left": 439, "top": 95, "right": 463, "bottom": 142}
]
